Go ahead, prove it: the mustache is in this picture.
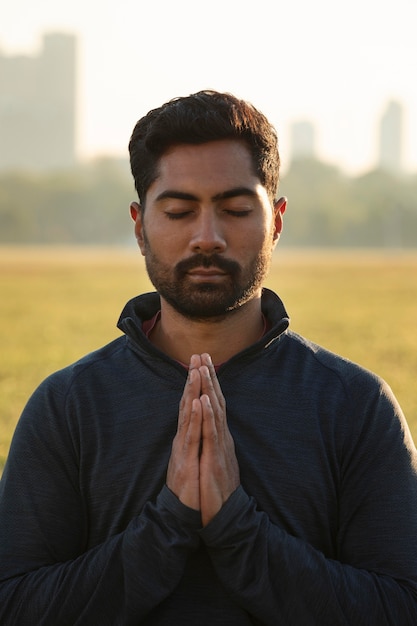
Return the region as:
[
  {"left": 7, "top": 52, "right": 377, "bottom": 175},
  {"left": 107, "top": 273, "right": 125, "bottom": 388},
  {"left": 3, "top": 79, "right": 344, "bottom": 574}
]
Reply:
[{"left": 175, "top": 254, "right": 241, "bottom": 277}]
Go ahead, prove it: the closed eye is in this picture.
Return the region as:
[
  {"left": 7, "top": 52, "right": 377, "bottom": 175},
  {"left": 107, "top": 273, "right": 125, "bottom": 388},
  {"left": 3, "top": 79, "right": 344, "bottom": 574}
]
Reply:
[
  {"left": 224, "top": 209, "right": 252, "bottom": 217},
  {"left": 165, "top": 211, "right": 193, "bottom": 220}
]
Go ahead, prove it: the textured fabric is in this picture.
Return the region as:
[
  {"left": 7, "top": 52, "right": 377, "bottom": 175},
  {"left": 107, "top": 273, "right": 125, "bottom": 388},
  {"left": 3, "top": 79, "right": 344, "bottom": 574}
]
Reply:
[{"left": 1, "top": 288, "right": 417, "bottom": 625}]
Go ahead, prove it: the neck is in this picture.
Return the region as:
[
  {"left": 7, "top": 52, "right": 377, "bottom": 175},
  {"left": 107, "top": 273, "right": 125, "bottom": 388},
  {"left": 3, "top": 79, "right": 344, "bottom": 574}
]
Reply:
[{"left": 149, "top": 295, "right": 264, "bottom": 366}]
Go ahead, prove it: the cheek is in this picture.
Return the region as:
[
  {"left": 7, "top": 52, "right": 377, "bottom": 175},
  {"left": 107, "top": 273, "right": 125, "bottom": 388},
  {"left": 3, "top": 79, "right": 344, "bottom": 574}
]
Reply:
[
  {"left": 143, "top": 226, "right": 185, "bottom": 263},
  {"left": 240, "top": 224, "right": 273, "bottom": 253}
]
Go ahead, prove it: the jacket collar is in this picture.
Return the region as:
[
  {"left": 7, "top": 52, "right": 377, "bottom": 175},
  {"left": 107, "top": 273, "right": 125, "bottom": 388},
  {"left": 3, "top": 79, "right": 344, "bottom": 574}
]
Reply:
[{"left": 117, "top": 287, "right": 290, "bottom": 357}]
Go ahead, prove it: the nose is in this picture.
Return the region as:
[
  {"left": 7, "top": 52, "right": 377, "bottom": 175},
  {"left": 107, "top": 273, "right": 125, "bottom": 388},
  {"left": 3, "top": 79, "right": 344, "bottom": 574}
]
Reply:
[{"left": 189, "top": 211, "right": 227, "bottom": 254}]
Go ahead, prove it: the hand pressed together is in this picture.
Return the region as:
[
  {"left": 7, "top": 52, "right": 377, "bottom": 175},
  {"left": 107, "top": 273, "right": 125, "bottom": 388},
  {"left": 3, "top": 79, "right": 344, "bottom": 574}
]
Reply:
[{"left": 166, "top": 353, "right": 240, "bottom": 526}]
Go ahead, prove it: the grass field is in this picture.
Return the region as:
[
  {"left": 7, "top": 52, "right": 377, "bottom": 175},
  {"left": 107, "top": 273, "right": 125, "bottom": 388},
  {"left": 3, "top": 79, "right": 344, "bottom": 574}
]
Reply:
[{"left": 1, "top": 246, "right": 416, "bottom": 472}]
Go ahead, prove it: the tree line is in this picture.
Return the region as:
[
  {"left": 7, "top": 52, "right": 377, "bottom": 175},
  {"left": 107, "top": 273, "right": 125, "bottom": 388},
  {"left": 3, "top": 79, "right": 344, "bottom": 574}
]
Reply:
[
  {"left": 280, "top": 159, "right": 417, "bottom": 248},
  {"left": 1, "top": 157, "right": 417, "bottom": 248}
]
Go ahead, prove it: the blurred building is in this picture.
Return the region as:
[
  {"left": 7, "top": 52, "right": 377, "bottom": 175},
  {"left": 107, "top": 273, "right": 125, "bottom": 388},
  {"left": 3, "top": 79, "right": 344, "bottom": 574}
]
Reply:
[
  {"left": 289, "top": 120, "right": 317, "bottom": 161},
  {"left": 0, "top": 32, "right": 77, "bottom": 171},
  {"left": 378, "top": 100, "right": 404, "bottom": 173}
]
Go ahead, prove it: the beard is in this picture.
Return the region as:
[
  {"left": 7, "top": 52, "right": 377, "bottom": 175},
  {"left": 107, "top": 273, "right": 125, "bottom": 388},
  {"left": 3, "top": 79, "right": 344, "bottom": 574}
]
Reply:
[{"left": 142, "top": 233, "right": 274, "bottom": 321}]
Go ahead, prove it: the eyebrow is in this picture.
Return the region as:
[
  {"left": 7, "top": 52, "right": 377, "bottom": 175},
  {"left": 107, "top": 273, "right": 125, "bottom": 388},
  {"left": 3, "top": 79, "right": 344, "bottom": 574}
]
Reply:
[{"left": 154, "top": 187, "right": 259, "bottom": 203}]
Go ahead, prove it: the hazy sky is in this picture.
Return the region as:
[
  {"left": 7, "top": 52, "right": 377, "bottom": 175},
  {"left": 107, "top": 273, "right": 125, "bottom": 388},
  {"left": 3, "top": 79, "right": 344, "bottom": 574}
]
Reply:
[{"left": 1, "top": 0, "right": 417, "bottom": 174}]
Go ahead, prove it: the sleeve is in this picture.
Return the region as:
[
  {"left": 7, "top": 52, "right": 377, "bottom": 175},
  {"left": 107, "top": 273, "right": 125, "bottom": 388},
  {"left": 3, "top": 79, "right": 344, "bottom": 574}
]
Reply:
[
  {"left": 199, "top": 381, "right": 417, "bottom": 625},
  {"left": 0, "top": 376, "right": 201, "bottom": 626}
]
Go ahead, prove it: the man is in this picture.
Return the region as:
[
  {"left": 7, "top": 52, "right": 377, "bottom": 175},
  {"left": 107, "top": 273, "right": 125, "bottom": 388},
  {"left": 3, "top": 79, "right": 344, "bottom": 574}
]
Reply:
[{"left": 0, "top": 90, "right": 417, "bottom": 625}]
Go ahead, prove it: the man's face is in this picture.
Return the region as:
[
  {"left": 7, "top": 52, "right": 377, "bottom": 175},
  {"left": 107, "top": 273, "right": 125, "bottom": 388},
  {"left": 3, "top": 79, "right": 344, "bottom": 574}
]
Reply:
[{"left": 131, "top": 139, "right": 285, "bottom": 321}]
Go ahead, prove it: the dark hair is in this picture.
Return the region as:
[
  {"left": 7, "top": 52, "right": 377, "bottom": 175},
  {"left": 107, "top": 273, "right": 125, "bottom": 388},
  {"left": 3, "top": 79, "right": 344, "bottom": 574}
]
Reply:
[{"left": 128, "top": 90, "right": 280, "bottom": 205}]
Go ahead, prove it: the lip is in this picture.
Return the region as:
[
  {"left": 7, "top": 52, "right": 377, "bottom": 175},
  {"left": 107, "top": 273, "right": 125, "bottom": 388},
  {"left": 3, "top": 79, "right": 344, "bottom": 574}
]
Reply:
[
  {"left": 187, "top": 267, "right": 227, "bottom": 280},
  {"left": 188, "top": 267, "right": 226, "bottom": 275}
]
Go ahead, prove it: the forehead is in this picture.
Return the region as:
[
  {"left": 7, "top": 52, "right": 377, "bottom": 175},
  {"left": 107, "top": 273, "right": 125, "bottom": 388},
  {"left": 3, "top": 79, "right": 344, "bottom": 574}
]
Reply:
[{"left": 152, "top": 140, "right": 260, "bottom": 192}]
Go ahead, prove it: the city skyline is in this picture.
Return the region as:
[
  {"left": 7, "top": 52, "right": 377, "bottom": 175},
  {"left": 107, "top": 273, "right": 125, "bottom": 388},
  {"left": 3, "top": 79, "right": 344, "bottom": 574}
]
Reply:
[
  {"left": 378, "top": 101, "right": 404, "bottom": 173},
  {"left": 0, "top": 32, "right": 77, "bottom": 171},
  {"left": 1, "top": 0, "right": 417, "bottom": 175},
  {"left": 0, "top": 32, "right": 409, "bottom": 176}
]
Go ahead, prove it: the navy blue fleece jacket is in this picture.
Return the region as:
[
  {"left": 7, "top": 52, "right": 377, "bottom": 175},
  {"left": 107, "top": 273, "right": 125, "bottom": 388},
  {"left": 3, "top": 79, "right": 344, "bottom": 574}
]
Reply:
[{"left": 1, "top": 288, "right": 417, "bottom": 624}]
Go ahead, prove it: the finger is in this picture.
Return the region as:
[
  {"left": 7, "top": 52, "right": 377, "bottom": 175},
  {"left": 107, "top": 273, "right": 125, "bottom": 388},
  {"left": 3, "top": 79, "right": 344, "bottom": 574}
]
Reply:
[
  {"left": 199, "top": 368, "right": 226, "bottom": 429},
  {"left": 170, "top": 399, "right": 202, "bottom": 460},
  {"left": 200, "top": 353, "right": 225, "bottom": 410},
  {"left": 170, "top": 396, "right": 203, "bottom": 466},
  {"left": 200, "top": 393, "right": 217, "bottom": 444},
  {"left": 167, "top": 397, "right": 202, "bottom": 510},
  {"left": 177, "top": 366, "right": 202, "bottom": 435},
  {"left": 199, "top": 393, "right": 240, "bottom": 525},
  {"left": 190, "top": 353, "right": 202, "bottom": 370},
  {"left": 176, "top": 399, "right": 202, "bottom": 458},
  {"left": 183, "top": 398, "right": 203, "bottom": 450}
]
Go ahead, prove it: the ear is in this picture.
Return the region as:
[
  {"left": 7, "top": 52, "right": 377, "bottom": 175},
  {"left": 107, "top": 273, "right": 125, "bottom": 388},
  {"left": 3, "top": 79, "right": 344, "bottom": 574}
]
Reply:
[
  {"left": 272, "top": 196, "right": 287, "bottom": 243},
  {"left": 130, "top": 201, "right": 146, "bottom": 255}
]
